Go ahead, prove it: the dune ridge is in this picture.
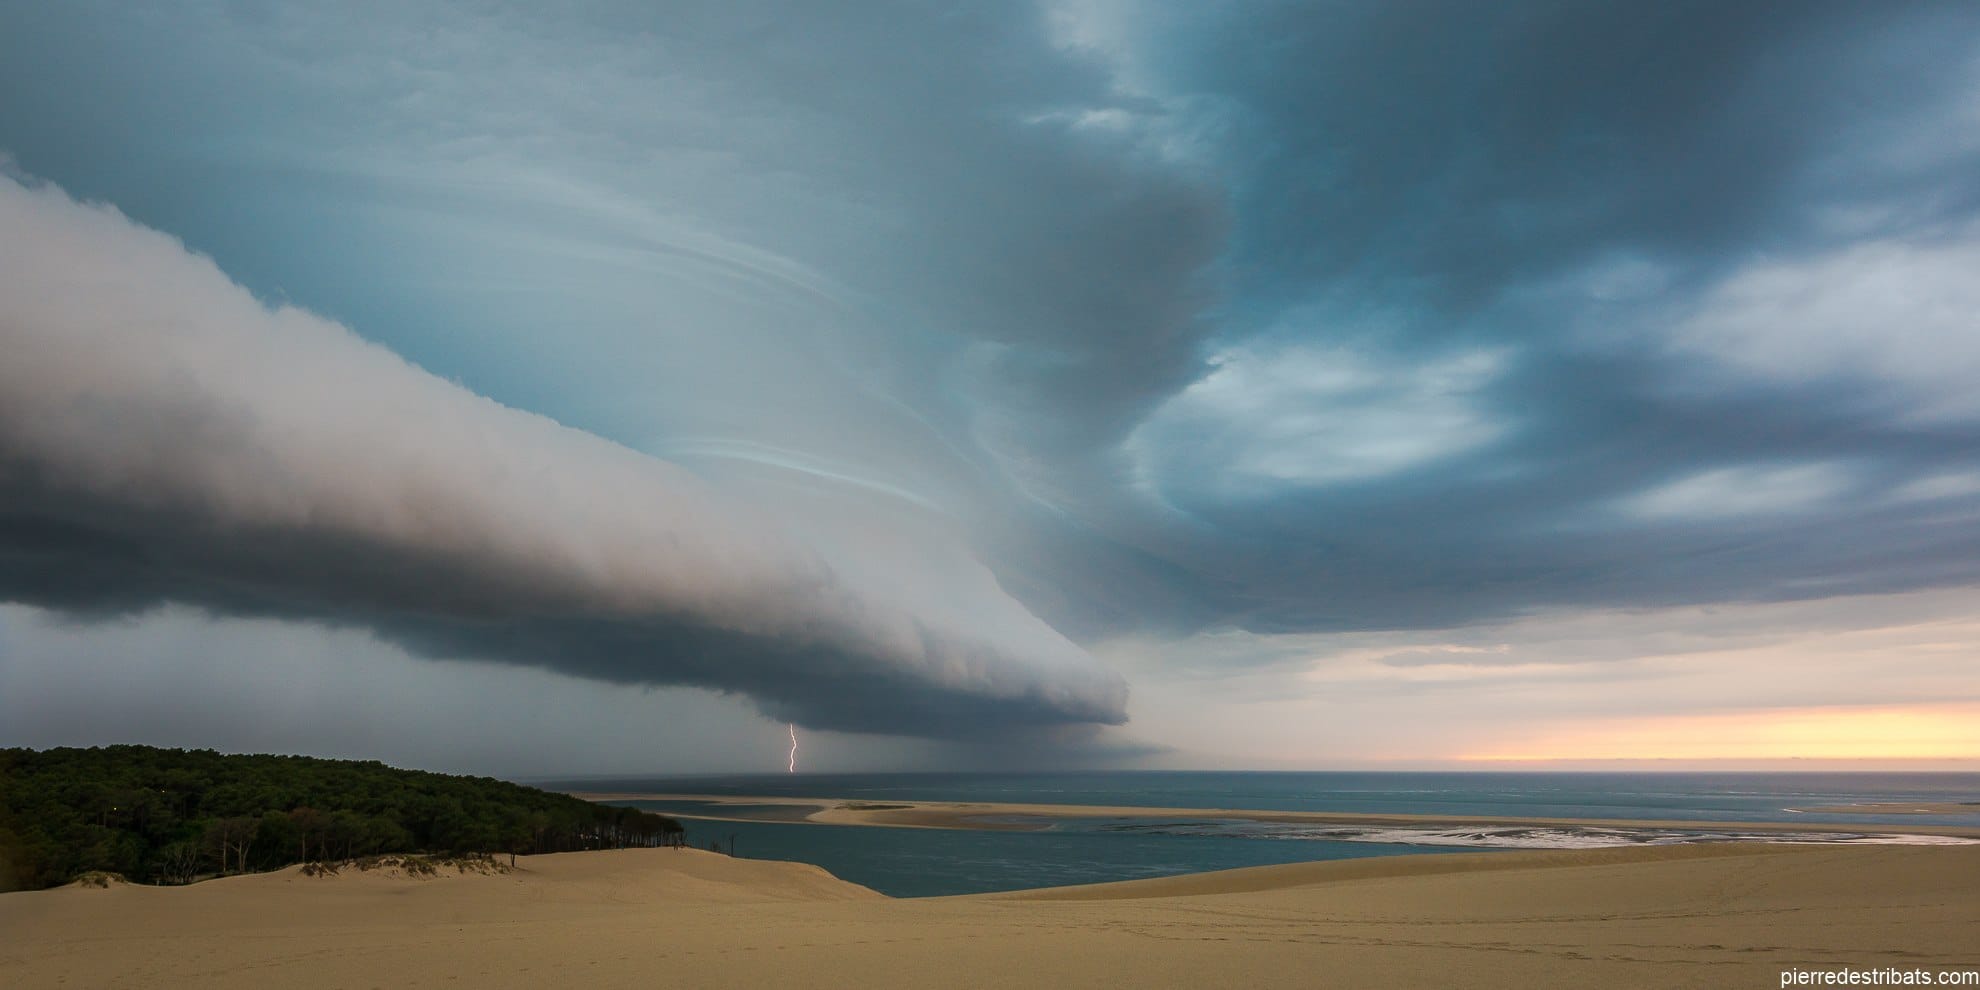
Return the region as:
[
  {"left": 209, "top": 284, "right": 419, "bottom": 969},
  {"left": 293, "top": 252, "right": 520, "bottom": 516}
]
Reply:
[{"left": 3, "top": 842, "right": 1976, "bottom": 988}]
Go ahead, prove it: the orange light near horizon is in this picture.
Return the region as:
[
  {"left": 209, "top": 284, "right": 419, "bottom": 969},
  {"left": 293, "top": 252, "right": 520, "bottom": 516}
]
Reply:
[{"left": 1461, "top": 703, "right": 1980, "bottom": 762}]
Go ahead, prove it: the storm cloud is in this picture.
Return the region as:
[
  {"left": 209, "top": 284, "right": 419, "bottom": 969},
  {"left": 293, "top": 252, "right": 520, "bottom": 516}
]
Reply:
[
  {"left": 1065, "top": 0, "right": 1980, "bottom": 636},
  {"left": 0, "top": 173, "right": 1125, "bottom": 735},
  {"left": 3, "top": 0, "right": 1979, "bottom": 763}
]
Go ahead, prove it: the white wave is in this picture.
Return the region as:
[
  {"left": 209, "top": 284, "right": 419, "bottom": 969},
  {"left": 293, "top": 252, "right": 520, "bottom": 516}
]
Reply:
[{"left": 1094, "top": 819, "right": 1980, "bottom": 849}]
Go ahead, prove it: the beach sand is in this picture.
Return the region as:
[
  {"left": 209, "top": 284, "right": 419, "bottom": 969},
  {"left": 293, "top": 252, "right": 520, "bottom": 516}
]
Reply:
[{"left": 3, "top": 843, "right": 1975, "bottom": 988}]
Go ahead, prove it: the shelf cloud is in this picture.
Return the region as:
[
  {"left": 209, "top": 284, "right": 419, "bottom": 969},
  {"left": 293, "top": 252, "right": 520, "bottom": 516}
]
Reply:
[
  {"left": 3, "top": 0, "right": 1979, "bottom": 767},
  {"left": 0, "top": 172, "right": 1126, "bottom": 737}
]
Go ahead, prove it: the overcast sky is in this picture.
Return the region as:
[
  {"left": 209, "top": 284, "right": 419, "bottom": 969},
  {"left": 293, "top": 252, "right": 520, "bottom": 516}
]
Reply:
[{"left": 3, "top": 1, "right": 1979, "bottom": 775}]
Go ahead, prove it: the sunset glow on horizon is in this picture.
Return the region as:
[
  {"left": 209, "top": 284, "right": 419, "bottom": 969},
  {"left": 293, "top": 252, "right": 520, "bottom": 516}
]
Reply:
[{"left": 1461, "top": 704, "right": 1980, "bottom": 764}]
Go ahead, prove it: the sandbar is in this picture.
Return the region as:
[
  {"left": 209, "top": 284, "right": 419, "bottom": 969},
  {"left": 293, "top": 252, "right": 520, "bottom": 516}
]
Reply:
[{"left": 568, "top": 791, "right": 1980, "bottom": 839}]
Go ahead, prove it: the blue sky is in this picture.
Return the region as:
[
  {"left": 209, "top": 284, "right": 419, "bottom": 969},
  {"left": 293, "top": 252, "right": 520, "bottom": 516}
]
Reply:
[{"left": 3, "top": 1, "right": 1978, "bottom": 772}]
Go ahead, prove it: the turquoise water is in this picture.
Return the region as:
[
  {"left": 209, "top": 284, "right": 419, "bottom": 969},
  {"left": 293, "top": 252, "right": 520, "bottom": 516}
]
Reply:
[
  {"left": 661, "top": 816, "right": 1443, "bottom": 897},
  {"left": 554, "top": 771, "right": 1980, "bottom": 897}
]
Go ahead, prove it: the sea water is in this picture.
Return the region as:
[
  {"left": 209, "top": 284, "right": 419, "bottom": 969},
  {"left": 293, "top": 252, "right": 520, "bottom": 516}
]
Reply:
[{"left": 550, "top": 771, "right": 1980, "bottom": 897}]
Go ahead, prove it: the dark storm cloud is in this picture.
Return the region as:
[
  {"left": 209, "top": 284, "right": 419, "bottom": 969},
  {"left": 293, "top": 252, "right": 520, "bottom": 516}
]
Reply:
[
  {"left": 0, "top": 173, "right": 1126, "bottom": 736},
  {"left": 0, "top": 0, "right": 1232, "bottom": 647},
  {"left": 1009, "top": 0, "right": 1980, "bottom": 641},
  {"left": 1167, "top": 0, "right": 1980, "bottom": 304},
  {"left": 1125, "top": 345, "right": 1980, "bottom": 634},
  {"left": 3, "top": 0, "right": 1979, "bottom": 755}
]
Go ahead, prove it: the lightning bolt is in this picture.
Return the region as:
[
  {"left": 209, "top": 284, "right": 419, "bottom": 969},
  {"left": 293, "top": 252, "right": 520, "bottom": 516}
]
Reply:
[{"left": 787, "top": 723, "right": 799, "bottom": 774}]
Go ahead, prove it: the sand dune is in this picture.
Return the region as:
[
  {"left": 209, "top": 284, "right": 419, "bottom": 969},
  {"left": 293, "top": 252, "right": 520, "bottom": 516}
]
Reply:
[{"left": 3, "top": 843, "right": 1976, "bottom": 988}]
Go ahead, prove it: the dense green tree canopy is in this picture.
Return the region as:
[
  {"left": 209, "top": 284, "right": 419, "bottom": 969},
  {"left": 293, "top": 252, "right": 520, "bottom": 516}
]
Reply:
[{"left": 0, "top": 745, "right": 682, "bottom": 891}]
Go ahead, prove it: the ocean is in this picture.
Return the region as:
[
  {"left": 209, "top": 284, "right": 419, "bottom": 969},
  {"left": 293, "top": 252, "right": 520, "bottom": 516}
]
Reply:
[{"left": 552, "top": 771, "right": 1980, "bottom": 897}]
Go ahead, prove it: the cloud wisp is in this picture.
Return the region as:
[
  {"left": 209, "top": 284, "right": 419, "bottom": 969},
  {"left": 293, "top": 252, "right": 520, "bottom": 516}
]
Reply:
[{"left": 0, "top": 172, "right": 1127, "bottom": 737}]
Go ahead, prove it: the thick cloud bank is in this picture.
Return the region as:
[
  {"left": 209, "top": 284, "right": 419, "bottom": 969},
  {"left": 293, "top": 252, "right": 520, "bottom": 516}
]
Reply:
[
  {"left": 0, "top": 173, "right": 1126, "bottom": 736},
  {"left": 4, "top": 1, "right": 1980, "bottom": 769}
]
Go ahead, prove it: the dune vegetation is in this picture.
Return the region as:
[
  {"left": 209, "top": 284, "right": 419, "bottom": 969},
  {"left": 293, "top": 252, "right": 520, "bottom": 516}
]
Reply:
[{"left": 0, "top": 745, "right": 681, "bottom": 891}]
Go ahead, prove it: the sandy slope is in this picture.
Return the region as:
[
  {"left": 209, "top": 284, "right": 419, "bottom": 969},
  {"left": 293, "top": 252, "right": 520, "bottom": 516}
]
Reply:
[{"left": 2, "top": 845, "right": 1975, "bottom": 989}]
